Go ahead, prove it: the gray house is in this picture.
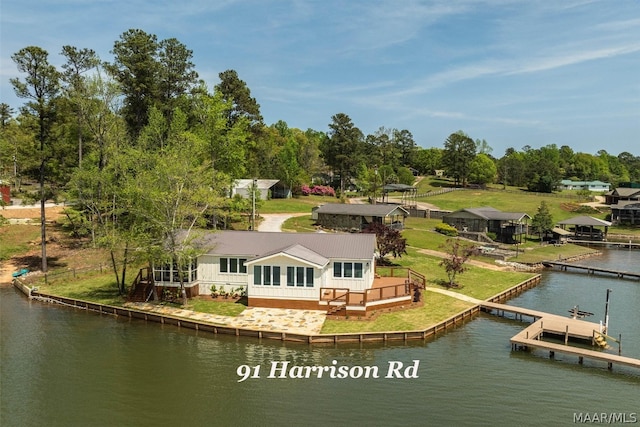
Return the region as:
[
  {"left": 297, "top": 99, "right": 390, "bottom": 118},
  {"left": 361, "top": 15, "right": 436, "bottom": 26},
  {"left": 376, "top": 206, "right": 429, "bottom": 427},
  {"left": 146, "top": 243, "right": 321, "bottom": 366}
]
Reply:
[
  {"left": 313, "top": 203, "right": 409, "bottom": 231},
  {"left": 442, "top": 206, "right": 530, "bottom": 244}
]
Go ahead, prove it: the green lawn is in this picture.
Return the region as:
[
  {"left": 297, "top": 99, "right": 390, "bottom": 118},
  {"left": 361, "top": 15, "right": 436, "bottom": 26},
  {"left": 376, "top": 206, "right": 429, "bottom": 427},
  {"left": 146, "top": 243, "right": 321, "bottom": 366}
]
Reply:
[
  {"left": 321, "top": 292, "right": 474, "bottom": 333},
  {"left": 417, "top": 189, "right": 601, "bottom": 223},
  {"left": 0, "top": 224, "right": 41, "bottom": 261},
  {"left": 260, "top": 195, "right": 338, "bottom": 213},
  {"left": 281, "top": 214, "right": 317, "bottom": 232}
]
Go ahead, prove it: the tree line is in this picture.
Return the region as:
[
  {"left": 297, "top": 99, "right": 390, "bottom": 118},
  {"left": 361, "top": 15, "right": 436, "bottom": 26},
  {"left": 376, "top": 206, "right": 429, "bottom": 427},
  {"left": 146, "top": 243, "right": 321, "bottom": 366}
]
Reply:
[{"left": 1, "top": 29, "right": 639, "bottom": 287}]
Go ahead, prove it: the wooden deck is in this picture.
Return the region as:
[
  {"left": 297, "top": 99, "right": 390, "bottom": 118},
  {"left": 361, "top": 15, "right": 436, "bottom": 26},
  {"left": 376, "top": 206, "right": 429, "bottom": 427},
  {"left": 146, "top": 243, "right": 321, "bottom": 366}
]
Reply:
[
  {"left": 542, "top": 261, "right": 640, "bottom": 280},
  {"left": 480, "top": 301, "right": 640, "bottom": 370}
]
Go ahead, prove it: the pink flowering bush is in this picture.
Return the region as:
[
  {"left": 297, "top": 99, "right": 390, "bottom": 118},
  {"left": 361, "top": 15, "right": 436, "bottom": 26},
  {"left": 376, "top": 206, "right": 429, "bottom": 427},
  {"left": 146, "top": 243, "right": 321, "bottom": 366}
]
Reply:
[{"left": 300, "top": 185, "right": 336, "bottom": 197}]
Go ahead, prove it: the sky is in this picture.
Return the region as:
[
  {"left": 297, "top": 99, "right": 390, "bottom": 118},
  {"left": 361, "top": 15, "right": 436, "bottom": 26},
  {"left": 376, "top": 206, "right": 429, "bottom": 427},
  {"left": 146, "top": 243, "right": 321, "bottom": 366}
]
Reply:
[{"left": 1, "top": 0, "right": 639, "bottom": 157}]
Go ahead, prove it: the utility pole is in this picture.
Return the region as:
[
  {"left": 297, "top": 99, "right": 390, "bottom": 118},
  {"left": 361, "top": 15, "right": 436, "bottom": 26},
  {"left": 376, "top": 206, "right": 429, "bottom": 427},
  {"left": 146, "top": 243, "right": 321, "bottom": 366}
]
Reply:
[{"left": 251, "top": 178, "right": 257, "bottom": 231}]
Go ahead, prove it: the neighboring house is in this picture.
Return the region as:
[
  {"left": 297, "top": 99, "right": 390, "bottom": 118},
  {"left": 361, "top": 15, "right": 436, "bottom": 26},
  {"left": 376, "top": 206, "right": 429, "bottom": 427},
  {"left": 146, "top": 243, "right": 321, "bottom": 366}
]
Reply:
[
  {"left": 313, "top": 203, "right": 409, "bottom": 231},
  {"left": 559, "top": 180, "right": 611, "bottom": 192},
  {"left": 231, "top": 179, "right": 291, "bottom": 200},
  {"left": 556, "top": 216, "right": 612, "bottom": 240},
  {"left": 442, "top": 206, "right": 530, "bottom": 244},
  {"left": 610, "top": 200, "right": 640, "bottom": 226},
  {"left": 139, "top": 230, "right": 424, "bottom": 315},
  {"left": 0, "top": 180, "right": 9, "bottom": 204},
  {"left": 605, "top": 187, "right": 640, "bottom": 205}
]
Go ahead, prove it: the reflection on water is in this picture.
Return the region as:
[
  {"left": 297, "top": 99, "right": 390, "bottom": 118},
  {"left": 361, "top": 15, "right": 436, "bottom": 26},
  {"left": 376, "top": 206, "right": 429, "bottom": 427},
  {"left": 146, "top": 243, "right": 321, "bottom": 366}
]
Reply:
[{"left": 1, "top": 250, "right": 639, "bottom": 427}]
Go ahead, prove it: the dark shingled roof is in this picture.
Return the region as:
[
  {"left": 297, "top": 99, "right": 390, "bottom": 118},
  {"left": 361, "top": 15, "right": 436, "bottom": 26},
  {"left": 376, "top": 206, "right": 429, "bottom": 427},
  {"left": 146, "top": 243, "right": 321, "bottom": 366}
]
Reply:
[{"left": 457, "top": 206, "right": 530, "bottom": 221}]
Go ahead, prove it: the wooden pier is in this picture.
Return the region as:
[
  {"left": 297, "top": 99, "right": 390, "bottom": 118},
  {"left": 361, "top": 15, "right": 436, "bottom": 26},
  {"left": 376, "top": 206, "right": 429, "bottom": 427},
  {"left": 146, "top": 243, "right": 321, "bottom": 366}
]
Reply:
[
  {"left": 480, "top": 301, "right": 640, "bottom": 371},
  {"left": 542, "top": 261, "right": 640, "bottom": 280}
]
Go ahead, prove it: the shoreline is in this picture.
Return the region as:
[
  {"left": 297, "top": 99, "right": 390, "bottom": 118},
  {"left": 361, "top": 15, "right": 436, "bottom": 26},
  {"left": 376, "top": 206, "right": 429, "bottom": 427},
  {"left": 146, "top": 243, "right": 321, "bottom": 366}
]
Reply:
[{"left": 12, "top": 275, "right": 541, "bottom": 344}]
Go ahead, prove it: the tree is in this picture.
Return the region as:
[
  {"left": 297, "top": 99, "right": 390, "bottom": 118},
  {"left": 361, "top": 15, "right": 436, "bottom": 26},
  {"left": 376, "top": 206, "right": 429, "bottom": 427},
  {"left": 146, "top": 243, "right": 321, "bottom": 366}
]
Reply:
[
  {"left": 363, "top": 223, "right": 407, "bottom": 260},
  {"left": 215, "top": 69, "right": 263, "bottom": 128},
  {"left": 107, "top": 29, "right": 160, "bottom": 138},
  {"left": 61, "top": 45, "right": 100, "bottom": 166},
  {"left": 414, "top": 147, "right": 442, "bottom": 176},
  {"left": 11, "top": 46, "right": 61, "bottom": 272},
  {"left": 323, "top": 113, "right": 364, "bottom": 193},
  {"left": 394, "top": 129, "right": 418, "bottom": 167},
  {"left": 469, "top": 153, "right": 497, "bottom": 186},
  {"left": 441, "top": 131, "right": 476, "bottom": 186},
  {"left": 530, "top": 201, "right": 553, "bottom": 241},
  {"left": 157, "top": 37, "right": 199, "bottom": 120},
  {"left": 439, "top": 239, "right": 479, "bottom": 288}
]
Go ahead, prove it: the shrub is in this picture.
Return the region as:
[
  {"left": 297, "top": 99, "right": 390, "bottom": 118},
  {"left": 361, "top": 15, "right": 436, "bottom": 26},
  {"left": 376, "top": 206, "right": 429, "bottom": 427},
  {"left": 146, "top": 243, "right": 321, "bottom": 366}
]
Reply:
[
  {"left": 300, "top": 185, "right": 336, "bottom": 197},
  {"left": 435, "top": 223, "right": 458, "bottom": 237}
]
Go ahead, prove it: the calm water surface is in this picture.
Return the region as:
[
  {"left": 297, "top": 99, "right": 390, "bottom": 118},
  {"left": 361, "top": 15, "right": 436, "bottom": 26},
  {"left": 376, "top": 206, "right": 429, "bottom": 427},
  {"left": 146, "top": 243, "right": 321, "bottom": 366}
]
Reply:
[{"left": 1, "top": 249, "right": 638, "bottom": 427}]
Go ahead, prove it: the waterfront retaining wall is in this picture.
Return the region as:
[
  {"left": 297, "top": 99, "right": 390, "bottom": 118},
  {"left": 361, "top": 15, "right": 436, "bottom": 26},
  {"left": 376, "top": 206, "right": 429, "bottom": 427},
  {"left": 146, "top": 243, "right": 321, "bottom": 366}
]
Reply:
[{"left": 13, "top": 275, "right": 541, "bottom": 344}]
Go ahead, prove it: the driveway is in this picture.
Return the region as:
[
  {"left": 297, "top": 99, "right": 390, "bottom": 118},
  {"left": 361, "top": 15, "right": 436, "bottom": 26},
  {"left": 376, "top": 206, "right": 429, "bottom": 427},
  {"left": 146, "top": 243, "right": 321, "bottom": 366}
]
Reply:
[{"left": 258, "top": 213, "right": 309, "bottom": 232}]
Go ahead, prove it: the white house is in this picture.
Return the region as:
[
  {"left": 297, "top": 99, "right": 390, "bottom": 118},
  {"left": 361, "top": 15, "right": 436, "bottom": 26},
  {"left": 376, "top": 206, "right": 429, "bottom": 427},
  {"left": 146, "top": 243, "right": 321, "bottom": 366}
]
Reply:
[
  {"left": 144, "top": 230, "right": 422, "bottom": 314},
  {"left": 559, "top": 180, "right": 611, "bottom": 192},
  {"left": 231, "top": 179, "right": 291, "bottom": 200}
]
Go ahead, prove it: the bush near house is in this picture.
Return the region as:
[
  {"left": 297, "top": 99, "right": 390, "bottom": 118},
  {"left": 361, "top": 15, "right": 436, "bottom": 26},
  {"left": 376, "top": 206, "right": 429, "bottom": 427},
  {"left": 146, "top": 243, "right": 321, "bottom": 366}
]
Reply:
[{"left": 435, "top": 223, "right": 458, "bottom": 236}]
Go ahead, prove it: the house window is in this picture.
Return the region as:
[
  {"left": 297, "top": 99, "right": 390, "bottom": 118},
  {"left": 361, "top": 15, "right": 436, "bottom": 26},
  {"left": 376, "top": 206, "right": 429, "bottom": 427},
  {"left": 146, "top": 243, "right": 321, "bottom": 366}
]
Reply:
[
  {"left": 253, "top": 266, "right": 261, "bottom": 285},
  {"left": 287, "top": 267, "right": 295, "bottom": 286},
  {"left": 306, "top": 268, "right": 314, "bottom": 287},
  {"left": 254, "top": 266, "right": 280, "bottom": 286},
  {"left": 286, "top": 266, "right": 314, "bottom": 287},
  {"left": 333, "top": 262, "right": 342, "bottom": 278},
  {"left": 333, "top": 262, "right": 364, "bottom": 279},
  {"left": 221, "top": 258, "right": 247, "bottom": 274}
]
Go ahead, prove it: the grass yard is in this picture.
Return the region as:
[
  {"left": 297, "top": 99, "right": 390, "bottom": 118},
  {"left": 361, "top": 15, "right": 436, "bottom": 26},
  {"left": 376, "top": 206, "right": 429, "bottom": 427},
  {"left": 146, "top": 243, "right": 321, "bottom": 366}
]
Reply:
[
  {"left": 321, "top": 292, "right": 474, "bottom": 333},
  {"left": 281, "top": 214, "right": 317, "bottom": 232},
  {"left": 393, "top": 248, "right": 537, "bottom": 300},
  {"left": 35, "top": 273, "right": 126, "bottom": 306},
  {"left": 260, "top": 195, "right": 338, "bottom": 213},
  {"left": 0, "top": 224, "right": 41, "bottom": 261},
  {"left": 417, "top": 187, "right": 602, "bottom": 223},
  {"left": 186, "top": 297, "right": 247, "bottom": 316}
]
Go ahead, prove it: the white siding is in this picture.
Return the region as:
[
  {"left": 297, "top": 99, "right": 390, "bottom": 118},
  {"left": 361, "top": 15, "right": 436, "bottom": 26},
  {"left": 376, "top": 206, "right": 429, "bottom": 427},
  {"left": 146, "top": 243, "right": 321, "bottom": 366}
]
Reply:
[
  {"left": 197, "top": 255, "right": 248, "bottom": 295},
  {"left": 248, "top": 255, "right": 321, "bottom": 300}
]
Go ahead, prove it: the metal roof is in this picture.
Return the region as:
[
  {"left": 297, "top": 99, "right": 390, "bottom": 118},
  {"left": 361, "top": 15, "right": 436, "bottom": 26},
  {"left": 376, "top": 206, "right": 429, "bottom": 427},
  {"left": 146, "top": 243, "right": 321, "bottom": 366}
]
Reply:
[
  {"left": 315, "top": 203, "right": 409, "bottom": 217},
  {"left": 246, "top": 244, "right": 330, "bottom": 267},
  {"left": 557, "top": 216, "right": 612, "bottom": 227},
  {"left": 192, "top": 230, "right": 376, "bottom": 260},
  {"left": 456, "top": 206, "right": 530, "bottom": 221},
  {"left": 233, "top": 179, "right": 280, "bottom": 189}
]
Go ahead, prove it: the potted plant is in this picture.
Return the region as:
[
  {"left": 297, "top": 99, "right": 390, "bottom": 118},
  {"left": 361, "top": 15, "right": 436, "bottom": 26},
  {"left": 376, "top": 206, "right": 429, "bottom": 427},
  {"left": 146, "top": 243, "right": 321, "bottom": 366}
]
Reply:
[{"left": 210, "top": 285, "right": 218, "bottom": 299}]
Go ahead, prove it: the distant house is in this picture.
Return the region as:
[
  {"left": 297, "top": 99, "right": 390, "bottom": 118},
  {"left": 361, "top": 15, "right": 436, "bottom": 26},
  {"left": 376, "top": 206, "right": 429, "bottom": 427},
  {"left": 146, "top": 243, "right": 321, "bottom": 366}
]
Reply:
[
  {"left": 442, "top": 206, "right": 530, "bottom": 244},
  {"left": 0, "top": 180, "right": 9, "bottom": 204},
  {"left": 605, "top": 187, "right": 640, "bottom": 205},
  {"left": 231, "top": 179, "right": 291, "bottom": 200},
  {"left": 559, "top": 180, "right": 611, "bottom": 192},
  {"left": 313, "top": 203, "right": 409, "bottom": 231},
  {"left": 610, "top": 201, "right": 640, "bottom": 226},
  {"left": 556, "top": 216, "right": 612, "bottom": 241},
  {"left": 138, "top": 230, "right": 423, "bottom": 314}
]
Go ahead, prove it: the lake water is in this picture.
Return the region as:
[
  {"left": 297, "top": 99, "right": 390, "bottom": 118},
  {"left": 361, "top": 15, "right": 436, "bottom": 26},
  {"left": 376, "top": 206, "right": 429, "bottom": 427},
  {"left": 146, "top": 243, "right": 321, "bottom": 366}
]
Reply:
[{"left": 1, "top": 248, "right": 638, "bottom": 426}]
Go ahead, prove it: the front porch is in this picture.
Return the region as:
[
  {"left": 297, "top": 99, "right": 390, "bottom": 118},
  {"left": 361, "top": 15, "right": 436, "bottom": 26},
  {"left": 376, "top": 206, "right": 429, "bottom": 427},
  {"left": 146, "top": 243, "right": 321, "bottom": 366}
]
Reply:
[{"left": 319, "top": 267, "right": 425, "bottom": 316}]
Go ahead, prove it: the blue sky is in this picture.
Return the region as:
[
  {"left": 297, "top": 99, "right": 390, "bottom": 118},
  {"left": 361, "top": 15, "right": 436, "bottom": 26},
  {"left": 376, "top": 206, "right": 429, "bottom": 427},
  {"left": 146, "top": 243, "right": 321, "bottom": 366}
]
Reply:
[{"left": 1, "top": 0, "right": 639, "bottom": 157}]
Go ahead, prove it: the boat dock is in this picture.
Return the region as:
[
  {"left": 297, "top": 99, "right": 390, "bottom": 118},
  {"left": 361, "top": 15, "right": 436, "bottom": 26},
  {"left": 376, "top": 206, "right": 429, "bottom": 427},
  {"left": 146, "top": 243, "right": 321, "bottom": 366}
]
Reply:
[
  {"left": 480, "top": 301, "right": 640, "bottom": 370},
  {"left": 542, "top": 261, "right": 640, "bottom": 280}
]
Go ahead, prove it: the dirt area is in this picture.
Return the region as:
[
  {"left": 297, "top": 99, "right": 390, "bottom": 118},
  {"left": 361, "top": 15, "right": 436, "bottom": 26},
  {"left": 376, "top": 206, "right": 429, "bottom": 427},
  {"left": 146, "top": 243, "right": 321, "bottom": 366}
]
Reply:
[
  {"left": 0, "top": 205, "right": 65, "bottom": 220},
  {"left": 1, "top": 206, "right": 107, "bottom": 286}
]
